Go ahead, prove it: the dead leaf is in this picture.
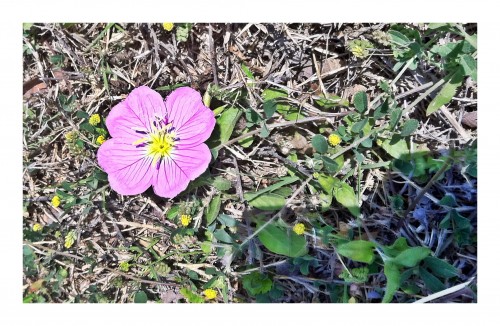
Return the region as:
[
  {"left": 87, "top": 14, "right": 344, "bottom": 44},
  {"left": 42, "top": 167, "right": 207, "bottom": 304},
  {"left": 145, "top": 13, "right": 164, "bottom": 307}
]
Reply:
[
  {"left": 290, "top": 132, "right": 311, "bottom": 154},
  {"left": 343, "top": 84, "right": 367, "bottom": 101},
  {"left": 28, "top": 279, "right": 44, "bottom": 293},
  {"left": 23, "top": 78, "right": 47, "bottom": 98},
  {"left": 160, "top": 290, "right": 183, "bottom": 303},
  {"left": 462, "top": 111, "right": 477, "bottom": 129}
]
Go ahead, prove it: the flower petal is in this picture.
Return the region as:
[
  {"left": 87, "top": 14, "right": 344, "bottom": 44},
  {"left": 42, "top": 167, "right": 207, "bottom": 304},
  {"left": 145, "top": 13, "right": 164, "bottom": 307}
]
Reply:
[
  {"left": 165, "top": 87, "right": 215, "bottom": 147},
  {"left": 97, "top": 138, "right": 153, "bottom": 195},
  {"left": 106, "top": 86, "right": 166, "bottom": 140},
  {"left": 152, "top": 143, "right": 211, "bottom": 198}
]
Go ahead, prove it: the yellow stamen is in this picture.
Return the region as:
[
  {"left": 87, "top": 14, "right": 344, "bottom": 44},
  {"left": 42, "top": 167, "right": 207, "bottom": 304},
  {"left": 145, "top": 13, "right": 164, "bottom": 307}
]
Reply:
[{"left": 133, "top": 121, "right": 177, "bottom": 167}]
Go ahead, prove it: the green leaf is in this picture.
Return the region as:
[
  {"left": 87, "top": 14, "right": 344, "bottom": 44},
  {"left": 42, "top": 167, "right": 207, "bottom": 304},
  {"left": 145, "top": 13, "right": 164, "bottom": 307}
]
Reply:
[
  {"left": 337, "top": 240, "right": 375, "bottom": 264},
  {"left": 427, "top": 68, "right": 465, "bottom": 116},
  {"left": 260, "top": 121, "right": 270, "bottom": 138},
  {"left": 311, "top": 134, "right": 328, "bottom": 153},
  {"left": 373, "top": 99, "right": 390, "bottom": 120},
  {"left": 242, "top": 272, "right": 273, "bottom": 296},
  {"left": 321, "top": 156, "right": 340, "bottom": 173},
  {"left": 262, "top": 88, "right": 287, "bottom": 118},
  {"left": 238, "top": 127, "right": 254, "bottom": 148},
  {"left": 179, "top": 287, "right": 204, "bottom": 303},
  {"left": 353, "top": 92, "right": 368, "bottom": 113},
  {"left": 272, "top": 187, "right": 293, "bottom": 197},
  {"left": 400, "top": 119, "right": 419, "bottom": 137},
  {"left": 388, "top": 30, "right": 412, "bottom": 47},
  {"left": 257, "top": 221, "right": 308, "bottom": 258},
  {"left": 217, "top": 214, "right": 237, "bottom": 227},
  {"left": 380, "top": 136, "right": 409, "bottom": 159},
  {"left": 438, "top": 194, "right": 458, "bottom": 207},
  {"left": 332, "top": 180, "right": 360, "bottom": 218},
  {"left": 247, "top": 193, "right": 286, "bottom": 211},
  {"left": 241, "top": 63, "right": 255, "bottom": 80},
  {"left": 389, "top": 107, "right": 402, "bottom": 130},
  {"left": 382, "top": 237, "right": 410, "bottom": 257},
  {"left": 78, "top": 122, "right": 94, "bottom": 134},
  {"left": 391, "top": 247, "right": 431, "bottom": 268},
  {"left": 459, "top": 54, "right": 477, "bottom": 81},
  {"left": 315, "top": 173, "right": 336, "bottom": 195},
  {"left": 134, "top": 291, "right": 148, "bottom": 303},
  {"left": 351, "top": 118, "right": 368, "bottom": 134},
  {"left": 75, "top": 110, "right": 89, "bottom": 119},
  {"left": 213, "top": 229, "right": 233, "bottom": 243},
  {"left": 382, "top": 262, "right": 401, "bottom": 303},
  {"left": 423, "top": 256, "right": 460, "bottom": 279},
  {"left": 439, "top": 209, "right": 471, "bottom": 230},
  {"left": 166, "top": 206, "right": 179, "bottom": 220},
  {"left": 217, "top": 107, "right": 241, "bottom": 143},
  {"left": 243, "top": 176, "right": 299, "bottom": 202},
  {"left": 213, "top": 176, "right": 231, "bottom": 191},
  {"left": 205, "top": 194, "right": 221, "bottom": 226},
  {"left": 389, "top": 195, "right": 405, "bottom": 211},
  {"left": 419, "top": 266, "right": 446, "bottom": 293}
]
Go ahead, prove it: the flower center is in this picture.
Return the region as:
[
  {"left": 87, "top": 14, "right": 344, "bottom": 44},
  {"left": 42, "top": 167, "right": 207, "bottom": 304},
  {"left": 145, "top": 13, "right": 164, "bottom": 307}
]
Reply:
[{"left": 132, "top": 116, "right": 179, "bottom": 168}]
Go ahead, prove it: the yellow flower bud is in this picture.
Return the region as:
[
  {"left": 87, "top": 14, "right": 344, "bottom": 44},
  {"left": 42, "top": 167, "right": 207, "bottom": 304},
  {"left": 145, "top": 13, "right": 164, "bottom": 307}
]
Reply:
[
  {"left": 292, "top": 223, "right": 306, "bottom": 235},
  {"left": 203, "top": 288, "right": 217, "bottom": 300},
  {"left": 328, "top": 134, "right": 342, "bottom": 147},
  {"left": 89, "top": 114, "right": 101, "bottom": 126},
  {"left": 180, "top": 214, "right": 192, "bottom": 227},
  {"left": 33, "top": 223, "right": 43, "bottom": 232},
  {"left": 51, "top": 195, "right": 61, "bottom": 208},
  {"left": 163, "top": 23, "right": 174, "bottom": 31}
]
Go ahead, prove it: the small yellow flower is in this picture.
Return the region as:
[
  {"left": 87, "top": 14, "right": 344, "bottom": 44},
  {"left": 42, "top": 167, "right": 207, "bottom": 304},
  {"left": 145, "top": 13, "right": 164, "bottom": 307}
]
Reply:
[
  {"left": 328, "top": 134, "right": 342, "bottom": 147},
  {"left": 89, "top": 114, "right": 101, "bottom": 126},
  {"left": 96, "top": 135, "right": 106, "bottom": 145},
  {"left": 33, "top": 223, "right": 43, "bottom": 232},
  {"left": 65, "top": 131, "right": 78, "bottom": 141},
  {"left": 64, "top": 230, "right": 77, "bottom": 249},
  {"left": 51, "top": 195, "right": 61, "bottom": 208},
  {"left": 203, "top": 288, "right": 217, "bottom": 300},
  {"left": 163, "top": 23, "right": 174, "bottom": 31},
  {"left": 293, "top": 223, "right": 306, "bottom": 235},
  {"left": 180, "top": 214, "right": 192, "bottom": 227}
]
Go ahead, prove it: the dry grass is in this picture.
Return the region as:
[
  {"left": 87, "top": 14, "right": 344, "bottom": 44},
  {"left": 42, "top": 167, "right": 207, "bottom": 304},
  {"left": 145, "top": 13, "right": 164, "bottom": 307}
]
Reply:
[{"left": 23, "top": 23, "right": 477, "bottom": 303}]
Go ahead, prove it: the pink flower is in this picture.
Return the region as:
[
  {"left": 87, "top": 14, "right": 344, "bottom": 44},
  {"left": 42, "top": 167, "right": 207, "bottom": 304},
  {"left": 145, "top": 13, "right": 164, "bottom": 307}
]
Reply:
[{"left": 97, "top": 86, "right": 215, "bottom": 198}]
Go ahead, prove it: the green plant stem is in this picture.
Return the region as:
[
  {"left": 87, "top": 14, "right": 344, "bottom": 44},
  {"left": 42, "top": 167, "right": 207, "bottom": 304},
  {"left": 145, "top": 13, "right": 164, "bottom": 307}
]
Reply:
[
  {"left": 331, "top": 125, "right": 385, "bottom": 161},
  {"left": 402, "top": 78, "right": 446, "bottom": 115},
  {"left": 391, "top": 55, "right": 416, "bottom": 87},
  {"left": 85, "top": 23, "right": 115, "bottom": 52}
]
